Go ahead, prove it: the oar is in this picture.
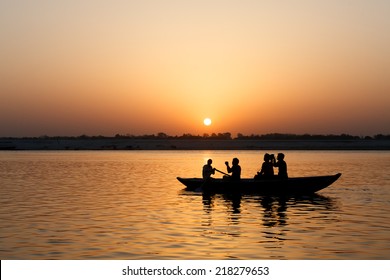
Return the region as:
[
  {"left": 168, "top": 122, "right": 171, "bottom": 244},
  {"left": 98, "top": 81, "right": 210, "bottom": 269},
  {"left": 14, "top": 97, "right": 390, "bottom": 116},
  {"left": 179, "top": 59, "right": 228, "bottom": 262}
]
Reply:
[
  {"left": 195, "top": 169, "right": 229, "bottom": 191},
  {"left": 215, "top": 168, "right": 230, "bottom": 177}
]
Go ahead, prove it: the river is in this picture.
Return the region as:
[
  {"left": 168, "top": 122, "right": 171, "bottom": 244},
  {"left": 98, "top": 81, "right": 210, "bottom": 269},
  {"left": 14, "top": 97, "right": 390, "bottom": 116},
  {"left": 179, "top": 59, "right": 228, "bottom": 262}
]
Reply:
[{"left": 0, "top": 150, "right": 389, "bottom": 259}]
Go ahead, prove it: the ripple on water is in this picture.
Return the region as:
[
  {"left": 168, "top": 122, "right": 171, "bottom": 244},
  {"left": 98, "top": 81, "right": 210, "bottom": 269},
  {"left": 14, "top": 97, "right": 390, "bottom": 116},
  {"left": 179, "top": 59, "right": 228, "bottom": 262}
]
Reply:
[{"left": 1, "top": 151, "right": 390, "bottom": 259}]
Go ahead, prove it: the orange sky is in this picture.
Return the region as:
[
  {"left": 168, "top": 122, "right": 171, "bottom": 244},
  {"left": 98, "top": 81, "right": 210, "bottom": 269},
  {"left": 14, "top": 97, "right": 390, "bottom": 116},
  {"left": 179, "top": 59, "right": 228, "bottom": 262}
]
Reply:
[{"left": 1, "top": 0, "right": 389, "bottom": 137}]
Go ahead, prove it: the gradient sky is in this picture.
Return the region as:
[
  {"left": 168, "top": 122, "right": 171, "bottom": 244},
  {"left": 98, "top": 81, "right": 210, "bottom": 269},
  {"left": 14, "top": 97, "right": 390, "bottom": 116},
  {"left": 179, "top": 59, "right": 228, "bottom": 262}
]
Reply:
[{"left": 1, "top": 0, "right": 389, "bottom": 137}]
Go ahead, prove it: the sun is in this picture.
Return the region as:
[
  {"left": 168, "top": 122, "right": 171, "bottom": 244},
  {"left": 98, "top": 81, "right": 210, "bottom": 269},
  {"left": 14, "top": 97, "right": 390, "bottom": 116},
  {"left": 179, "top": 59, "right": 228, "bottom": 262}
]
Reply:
[{"left": 203, "top": 118, "right": 212, "bottom": 126}]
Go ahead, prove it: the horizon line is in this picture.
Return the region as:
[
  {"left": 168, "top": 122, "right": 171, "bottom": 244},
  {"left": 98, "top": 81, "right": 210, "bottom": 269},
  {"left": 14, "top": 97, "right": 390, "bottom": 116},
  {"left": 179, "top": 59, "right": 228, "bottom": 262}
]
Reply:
[{"left": 1, "top": 132, "right": 390, "bottom": 140}]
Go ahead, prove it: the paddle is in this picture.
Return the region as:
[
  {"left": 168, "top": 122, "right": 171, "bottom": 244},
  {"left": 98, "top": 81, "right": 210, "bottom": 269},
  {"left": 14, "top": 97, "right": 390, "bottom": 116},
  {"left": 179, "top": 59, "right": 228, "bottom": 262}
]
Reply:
[
  {"left": 215, "top": 168, "right": 230, "bottom": 177},
  {"left": 195, "top": 168, "right": 230, "bottom": 191}
]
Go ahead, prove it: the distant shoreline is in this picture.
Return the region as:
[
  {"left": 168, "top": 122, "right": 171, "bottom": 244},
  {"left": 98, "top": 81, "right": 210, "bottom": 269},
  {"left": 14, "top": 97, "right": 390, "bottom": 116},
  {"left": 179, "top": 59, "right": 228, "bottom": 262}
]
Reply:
[{"left": 1, "top": 138, "right": 390, "bottom": 150}]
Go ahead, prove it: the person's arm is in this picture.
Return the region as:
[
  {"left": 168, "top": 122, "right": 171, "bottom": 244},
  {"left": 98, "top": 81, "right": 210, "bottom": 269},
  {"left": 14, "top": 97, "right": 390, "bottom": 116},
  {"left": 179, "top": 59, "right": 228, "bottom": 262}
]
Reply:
[
  {"left": 271, "top": 155, "right": 276, "bottom": 165},
  {"left": 225, "top": 161, "right": 232, "bottom": 173},
  {"left": 258, "top": 162, "right": 265, "bottom": 175}
]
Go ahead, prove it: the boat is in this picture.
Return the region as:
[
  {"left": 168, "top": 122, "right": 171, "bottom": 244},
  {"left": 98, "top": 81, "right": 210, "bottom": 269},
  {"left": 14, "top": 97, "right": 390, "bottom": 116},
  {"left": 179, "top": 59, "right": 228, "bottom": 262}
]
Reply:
[{"left": 177, "top": 173, "right": 341, "bottom": 195}]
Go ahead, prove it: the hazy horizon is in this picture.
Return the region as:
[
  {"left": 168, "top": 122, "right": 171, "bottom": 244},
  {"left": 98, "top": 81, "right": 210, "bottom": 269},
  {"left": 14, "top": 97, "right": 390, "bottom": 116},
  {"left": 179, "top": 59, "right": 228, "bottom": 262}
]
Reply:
[
  {"left": 1, "top": 131, "right": 389, "bottom": 139},
  {"left": 1, "top": 1, "right": 389, "bottom": 137}
]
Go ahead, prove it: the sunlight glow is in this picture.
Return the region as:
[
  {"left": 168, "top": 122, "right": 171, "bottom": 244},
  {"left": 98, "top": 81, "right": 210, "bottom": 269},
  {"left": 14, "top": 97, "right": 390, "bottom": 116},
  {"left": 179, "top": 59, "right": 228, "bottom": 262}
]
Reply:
[
  {"left": 1, "top": 1, "right": 389, "bottom": 137},
  {"left": 203, "top": 118, "right": 212, "bottom": 126}
]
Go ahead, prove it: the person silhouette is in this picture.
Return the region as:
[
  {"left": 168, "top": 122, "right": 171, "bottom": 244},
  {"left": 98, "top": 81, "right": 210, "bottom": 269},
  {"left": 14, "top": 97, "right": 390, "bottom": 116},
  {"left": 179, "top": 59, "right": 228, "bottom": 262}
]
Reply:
[
  {"left": 255, "top": 153, "right": 274, "bottom": 179},
  {"left": 202, "top": 159, "right": 215, "bottom": 180},
  {"left": 225, "top": 158, "right": 241, "bottom": 180},
  {"left": 274, "top": 153, "right": 288, "bottom": 179}
]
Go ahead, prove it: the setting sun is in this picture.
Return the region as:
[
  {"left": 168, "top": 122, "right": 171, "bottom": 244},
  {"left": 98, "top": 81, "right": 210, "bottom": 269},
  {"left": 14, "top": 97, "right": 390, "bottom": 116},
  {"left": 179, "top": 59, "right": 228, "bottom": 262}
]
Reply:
[{"left": 203, "top": 118, "right": 212, "bottom": 126}]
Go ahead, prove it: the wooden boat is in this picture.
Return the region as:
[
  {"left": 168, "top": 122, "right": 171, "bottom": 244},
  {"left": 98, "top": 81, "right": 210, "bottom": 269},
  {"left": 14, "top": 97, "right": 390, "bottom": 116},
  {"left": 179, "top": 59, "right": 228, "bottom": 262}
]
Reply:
[{"left": 177, "top": 173, "right": 341, "bottom": 195}]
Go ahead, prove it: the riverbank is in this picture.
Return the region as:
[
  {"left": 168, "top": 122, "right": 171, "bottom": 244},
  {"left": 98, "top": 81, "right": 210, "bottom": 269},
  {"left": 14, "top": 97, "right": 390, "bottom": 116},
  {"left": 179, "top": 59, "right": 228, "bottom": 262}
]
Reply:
[{"left": 1, "top": 138, "right": 390, "bottom": 150}]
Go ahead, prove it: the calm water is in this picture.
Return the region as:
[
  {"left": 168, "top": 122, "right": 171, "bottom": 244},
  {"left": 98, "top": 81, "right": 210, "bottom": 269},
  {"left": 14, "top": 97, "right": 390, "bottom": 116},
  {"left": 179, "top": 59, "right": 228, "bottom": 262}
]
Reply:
[{"left": 0, "top": 150, "right": 389, "bottom": 260}]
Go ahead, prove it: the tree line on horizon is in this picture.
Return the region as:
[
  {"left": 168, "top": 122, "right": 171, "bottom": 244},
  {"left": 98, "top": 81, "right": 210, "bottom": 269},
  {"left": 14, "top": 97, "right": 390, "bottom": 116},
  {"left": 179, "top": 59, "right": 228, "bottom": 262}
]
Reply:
[
  {"left": 4, "top": 132, "right": 390, "bottom": 140},
  {"left": 118, "top": 132, "right": 390, "bottom": 140}
]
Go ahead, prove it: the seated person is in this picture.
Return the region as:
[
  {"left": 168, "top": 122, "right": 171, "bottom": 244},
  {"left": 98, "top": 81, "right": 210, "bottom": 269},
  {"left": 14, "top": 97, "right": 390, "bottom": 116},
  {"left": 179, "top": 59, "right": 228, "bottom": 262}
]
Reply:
[
  {"left": 274, "top": 153, "right": 288, "bottom": 179},
  {"left": 255, "top": 153, "right": 274, "bottom": 179},
  {"left": 202, "top": 159, "right": 215, "bottom": 180},
  {"left": 225, "top": 158, "right": 241, "bottom": 180}
]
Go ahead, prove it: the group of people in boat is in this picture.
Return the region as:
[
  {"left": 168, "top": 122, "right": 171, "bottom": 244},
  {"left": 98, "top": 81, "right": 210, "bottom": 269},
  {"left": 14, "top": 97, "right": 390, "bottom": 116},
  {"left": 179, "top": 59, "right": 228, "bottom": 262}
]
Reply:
[{"left": 202, "top": 153, "right": 288, "bottom": 180}]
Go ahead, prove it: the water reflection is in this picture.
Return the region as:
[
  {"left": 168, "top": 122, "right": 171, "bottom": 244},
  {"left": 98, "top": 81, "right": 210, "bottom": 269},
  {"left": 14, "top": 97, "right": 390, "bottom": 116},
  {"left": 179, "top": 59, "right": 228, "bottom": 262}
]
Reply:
[
  {"left": 192, "top": 192, "right": 337, "bottom": 220},
  {"left": 201, "top": 193, "right": 242, "bottom": 221},
  {"left": 180, "top": 190, "right": 338, "bottom": 256},
  {"left": 258, "top": 194, "right": 336, "bottom": 226},
  {"left": 259, "top": 196, "right": 288, "bottom": 227}
]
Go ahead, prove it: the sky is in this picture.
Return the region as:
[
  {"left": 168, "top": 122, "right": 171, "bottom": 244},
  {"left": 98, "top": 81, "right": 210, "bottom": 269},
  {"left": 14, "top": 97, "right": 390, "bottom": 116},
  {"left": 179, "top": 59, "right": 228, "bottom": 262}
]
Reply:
[{"left": 1, "top": 0, "right": 389, "bottom": 137}]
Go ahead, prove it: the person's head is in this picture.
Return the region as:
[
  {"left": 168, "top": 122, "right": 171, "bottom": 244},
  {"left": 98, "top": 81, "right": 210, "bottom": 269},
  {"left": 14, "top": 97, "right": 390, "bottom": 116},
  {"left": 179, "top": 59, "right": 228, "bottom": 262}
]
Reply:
[
  {"left": 207, "top": 159, "right": 212, "bottom": 165},
  {"left": 232, "top": 158, "right": 239, "bottom": 165},
  {"left": 264, "top": 153, "right": 270, "bottom": 161},
  {"left": 277, "top": 153, "right": 285, "bottom": 160}
]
